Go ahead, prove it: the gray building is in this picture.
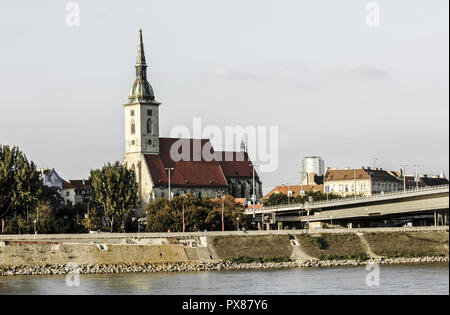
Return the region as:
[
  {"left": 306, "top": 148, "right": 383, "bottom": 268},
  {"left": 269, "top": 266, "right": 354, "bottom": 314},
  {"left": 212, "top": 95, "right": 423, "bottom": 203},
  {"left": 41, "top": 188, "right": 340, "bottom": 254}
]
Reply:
[{"left": 302, "top": 156, "right": 325, "bottom": 177}]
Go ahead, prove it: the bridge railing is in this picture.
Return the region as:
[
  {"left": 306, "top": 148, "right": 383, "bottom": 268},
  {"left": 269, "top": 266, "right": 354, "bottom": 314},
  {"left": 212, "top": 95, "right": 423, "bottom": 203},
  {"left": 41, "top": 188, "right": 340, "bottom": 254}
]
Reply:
[{"left": 258, "top": 184, "right": 449, "bottom": 212}]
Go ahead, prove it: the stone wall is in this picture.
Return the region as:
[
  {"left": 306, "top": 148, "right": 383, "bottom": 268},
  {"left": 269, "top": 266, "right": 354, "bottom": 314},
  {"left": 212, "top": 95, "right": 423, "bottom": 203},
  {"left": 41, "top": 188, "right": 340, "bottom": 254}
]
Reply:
[{"left": 0, "top": 229, "right": 448, "bottom": 268}]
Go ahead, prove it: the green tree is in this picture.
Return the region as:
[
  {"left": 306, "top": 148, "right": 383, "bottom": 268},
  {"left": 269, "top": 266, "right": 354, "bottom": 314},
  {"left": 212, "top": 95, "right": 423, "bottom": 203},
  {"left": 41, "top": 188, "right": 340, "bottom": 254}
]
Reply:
[
  {"left": 90, "top": 162, "right": 138, "bottom": 232},
  {"left": 263, "top": 193, "right": 289, "bottom": 206},
  {"left": 0, "top": 145, "right": 41, "bottom": 222},
  {"left": 146, "top": 194, "right": 251, "bottom": 232}
]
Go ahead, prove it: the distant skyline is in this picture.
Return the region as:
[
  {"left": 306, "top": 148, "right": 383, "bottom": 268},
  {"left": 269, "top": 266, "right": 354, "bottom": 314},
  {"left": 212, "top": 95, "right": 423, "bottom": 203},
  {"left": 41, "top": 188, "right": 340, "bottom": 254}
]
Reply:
[{"left": 0, "top": 0, "right": 448, "bottom": 192}]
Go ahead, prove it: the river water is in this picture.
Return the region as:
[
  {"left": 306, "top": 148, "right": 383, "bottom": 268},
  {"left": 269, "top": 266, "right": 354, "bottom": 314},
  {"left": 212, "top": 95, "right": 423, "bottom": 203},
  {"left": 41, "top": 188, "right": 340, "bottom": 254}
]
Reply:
[{"left": 0, "top": 264, "right": 448, "bottom": 295}]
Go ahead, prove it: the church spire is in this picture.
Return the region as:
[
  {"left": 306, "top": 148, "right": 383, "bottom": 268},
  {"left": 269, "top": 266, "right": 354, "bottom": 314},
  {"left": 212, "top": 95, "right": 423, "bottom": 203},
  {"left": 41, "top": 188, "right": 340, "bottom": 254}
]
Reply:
[
  {"left": 128, "top": 28, "right": 157, "bottom": 103},
  {"left": 135, "top": 29, "right": 147, "bottom": 81}
]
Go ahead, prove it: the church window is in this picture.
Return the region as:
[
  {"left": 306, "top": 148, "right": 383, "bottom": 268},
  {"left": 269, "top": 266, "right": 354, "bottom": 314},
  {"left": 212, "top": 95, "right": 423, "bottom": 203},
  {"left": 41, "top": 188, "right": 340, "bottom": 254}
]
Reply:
[
  {"left": 131, "top": 110, "right": 135, "bottom": 116},
  {"left": 131, "top": 120, "right": 136, "bottom": 135},
  {"left": 147, "top": 118, "right": 152, "bottom": 134},
  {"left": 240, "top": 185, "right": 246, "bottom": 198},
  {"left": 147, "top": 109, "right": 152, "bottom": 116}
]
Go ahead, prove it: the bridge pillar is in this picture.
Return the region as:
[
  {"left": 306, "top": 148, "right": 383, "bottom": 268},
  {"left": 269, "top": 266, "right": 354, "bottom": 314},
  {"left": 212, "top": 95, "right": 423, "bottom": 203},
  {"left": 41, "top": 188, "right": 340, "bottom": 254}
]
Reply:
[{"left": 277, "top": 222, "right": 283, "bottom": 230}]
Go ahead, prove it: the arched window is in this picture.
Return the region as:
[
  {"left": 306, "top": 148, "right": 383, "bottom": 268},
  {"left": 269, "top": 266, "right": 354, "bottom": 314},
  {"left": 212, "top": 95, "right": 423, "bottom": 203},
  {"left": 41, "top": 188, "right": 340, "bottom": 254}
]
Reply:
[
  {"left": 131, "top": 119, "right": 136, "bottom": 135},
  {"left": 147, "top": 118, "right": 152, "bottom": 134},
  {"left": 240, "top": 185, "right": 246, "bottom": 198}
]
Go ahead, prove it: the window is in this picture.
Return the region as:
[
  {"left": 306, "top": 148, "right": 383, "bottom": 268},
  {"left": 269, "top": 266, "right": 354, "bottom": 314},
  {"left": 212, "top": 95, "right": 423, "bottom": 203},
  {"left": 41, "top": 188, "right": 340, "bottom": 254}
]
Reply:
[
  {"left": 147, "top": 118, "right": 152, "bottom": 134},
  {"left": 147, "top": 109, "right": 152, "bottom": 116},
  {"left": 131, "top": 120, "right": 136, "bottom": 135},
  {"left": 131, "top": 110, "right": 135, "bottom": 116},
  {"left": 66, "top": 191, "right": 70, "bottom": 197}
]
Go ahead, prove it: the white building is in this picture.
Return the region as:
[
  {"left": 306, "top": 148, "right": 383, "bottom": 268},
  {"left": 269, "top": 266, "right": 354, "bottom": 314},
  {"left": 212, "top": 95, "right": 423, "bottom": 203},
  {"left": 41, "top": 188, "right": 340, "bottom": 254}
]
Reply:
[{"left": 324, "top": 167, "right": 400, "bottom": 197}]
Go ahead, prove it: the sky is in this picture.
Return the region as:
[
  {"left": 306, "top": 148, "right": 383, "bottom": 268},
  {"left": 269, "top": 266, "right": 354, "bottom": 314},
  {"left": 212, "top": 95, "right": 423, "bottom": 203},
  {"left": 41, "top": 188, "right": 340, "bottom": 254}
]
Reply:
[{"left": 0, "top": 0, "right": 448, "bottom": 193}]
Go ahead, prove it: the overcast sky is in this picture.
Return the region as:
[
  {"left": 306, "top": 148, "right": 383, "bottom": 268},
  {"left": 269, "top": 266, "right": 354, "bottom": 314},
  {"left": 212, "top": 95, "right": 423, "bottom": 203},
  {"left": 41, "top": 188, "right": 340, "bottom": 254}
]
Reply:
[{"left": 0, "top": 0, "right": 448, "bottom": 192}]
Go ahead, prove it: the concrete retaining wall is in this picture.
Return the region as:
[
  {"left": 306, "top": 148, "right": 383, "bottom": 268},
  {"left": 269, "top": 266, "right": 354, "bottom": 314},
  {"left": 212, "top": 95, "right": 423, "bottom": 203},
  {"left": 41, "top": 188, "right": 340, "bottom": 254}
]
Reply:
[{"left": 0, "top": 229, "right": 448, "bottom": 267}]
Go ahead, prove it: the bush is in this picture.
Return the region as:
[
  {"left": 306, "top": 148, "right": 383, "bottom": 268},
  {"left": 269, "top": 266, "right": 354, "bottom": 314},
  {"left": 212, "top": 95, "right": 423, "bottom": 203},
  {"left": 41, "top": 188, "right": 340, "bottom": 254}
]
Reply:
[
  {"left": 225, "top": 256, "right": 292, "bottom": 264},
  {"left": 311, "top": 236, "right": 328, "bottom": 250},
  {"left": 319, "top": 254, "right": 369, "bottom": 261}
]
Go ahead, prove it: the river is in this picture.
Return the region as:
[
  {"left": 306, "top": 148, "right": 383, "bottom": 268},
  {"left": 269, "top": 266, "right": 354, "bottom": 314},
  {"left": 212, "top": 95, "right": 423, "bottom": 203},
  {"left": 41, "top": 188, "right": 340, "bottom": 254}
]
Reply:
[{"left": 0, "top": 264, "right": 448, "bottom": 295}]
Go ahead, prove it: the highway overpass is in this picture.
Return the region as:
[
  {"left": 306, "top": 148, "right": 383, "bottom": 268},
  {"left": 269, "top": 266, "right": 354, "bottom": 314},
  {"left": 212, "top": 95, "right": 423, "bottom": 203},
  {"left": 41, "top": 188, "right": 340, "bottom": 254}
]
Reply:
[{"left": 245, "top": 185, "right": 449, "bottom": 229}]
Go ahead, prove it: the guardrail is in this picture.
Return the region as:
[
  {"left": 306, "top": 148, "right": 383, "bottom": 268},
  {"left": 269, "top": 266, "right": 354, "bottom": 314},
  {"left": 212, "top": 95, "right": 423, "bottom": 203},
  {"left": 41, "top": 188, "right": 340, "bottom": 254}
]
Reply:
[{"left": 255, "top": 184, "right": 450, "bottom": 213}]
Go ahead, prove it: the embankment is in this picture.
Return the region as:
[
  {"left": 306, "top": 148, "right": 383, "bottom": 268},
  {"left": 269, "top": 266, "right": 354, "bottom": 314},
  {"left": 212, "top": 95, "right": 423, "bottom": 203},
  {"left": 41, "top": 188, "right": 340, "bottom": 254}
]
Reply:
[{"left": 0, "top": 227, "right": 448, "bottom": 276}]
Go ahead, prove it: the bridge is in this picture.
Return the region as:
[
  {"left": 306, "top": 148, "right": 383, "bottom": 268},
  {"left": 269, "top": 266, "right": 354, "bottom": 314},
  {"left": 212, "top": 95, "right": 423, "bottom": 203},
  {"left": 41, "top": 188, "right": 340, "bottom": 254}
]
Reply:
[{"left": 245, "top": 185, "right": 449, "bottom": 229}]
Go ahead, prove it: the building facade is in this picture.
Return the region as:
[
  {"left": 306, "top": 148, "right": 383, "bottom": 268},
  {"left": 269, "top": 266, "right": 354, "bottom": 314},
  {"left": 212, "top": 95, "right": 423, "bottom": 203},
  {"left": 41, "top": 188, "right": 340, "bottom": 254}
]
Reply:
[
  {"left": 122, "top": 30, "right": 262, "bottom": 216},
  {"left": 302, "top": 157, "right": 325, "bottom": 176},
  {"left": 324, "top": 167, "right": 400, "bottom": 197}
]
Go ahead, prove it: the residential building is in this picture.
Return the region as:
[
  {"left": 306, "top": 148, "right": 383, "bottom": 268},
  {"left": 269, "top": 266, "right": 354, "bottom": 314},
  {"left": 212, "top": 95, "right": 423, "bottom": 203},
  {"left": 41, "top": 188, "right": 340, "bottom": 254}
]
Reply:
[
  {"left": 324, "top": 167, "right": 400, "bottom": 197},
  {"left": 263, "top": 184, "right": 324, "bottom": 201}
]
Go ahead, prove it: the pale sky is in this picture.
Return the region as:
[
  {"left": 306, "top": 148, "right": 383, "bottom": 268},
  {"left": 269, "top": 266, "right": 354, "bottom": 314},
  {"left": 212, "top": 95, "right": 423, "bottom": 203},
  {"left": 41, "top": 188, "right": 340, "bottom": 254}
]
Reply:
[{"left": 0, "top": 0, "right": 448, "bottom": 192}]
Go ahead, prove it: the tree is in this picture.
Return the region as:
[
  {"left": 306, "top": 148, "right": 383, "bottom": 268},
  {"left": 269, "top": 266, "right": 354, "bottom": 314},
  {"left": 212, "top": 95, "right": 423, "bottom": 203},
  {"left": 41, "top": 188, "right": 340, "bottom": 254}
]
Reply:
[
  {"left": 0, "top": 145, "right": 41, "bottom": 221},
  {"left": 90, "top": 162, "right": 138, "bottom": 232},
  {"left": 146, "top": 194, "right": 251, "bottom": 232},
  {"left": 263, "top": 193, "right": 289, "bottom": 206}
]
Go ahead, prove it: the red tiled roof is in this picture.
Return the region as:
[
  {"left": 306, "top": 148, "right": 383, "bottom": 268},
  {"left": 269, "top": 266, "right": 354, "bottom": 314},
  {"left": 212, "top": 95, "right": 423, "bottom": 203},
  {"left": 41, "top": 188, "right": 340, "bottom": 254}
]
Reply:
[
  {"left": 262, "top": 184, "right": 324, "bottom": 200},
  {"left": 62, "top": 179, "right": 75, "bottom": 189},
  {"left": 144, "top": 138, "right": 228, "bottom": 188},
  {"left": 216, "top": 151, "right": 260, "bottom": 179},
  {"left": 69, "top": 180, "right": 91, "bottom": 190}
]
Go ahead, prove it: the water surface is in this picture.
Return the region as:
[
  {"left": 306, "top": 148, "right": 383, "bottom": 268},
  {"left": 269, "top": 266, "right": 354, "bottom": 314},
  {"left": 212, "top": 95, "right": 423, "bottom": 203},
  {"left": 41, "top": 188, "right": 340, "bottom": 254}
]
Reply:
[{"left": 0, "top": 264, "right": 448, "bottom": 295}]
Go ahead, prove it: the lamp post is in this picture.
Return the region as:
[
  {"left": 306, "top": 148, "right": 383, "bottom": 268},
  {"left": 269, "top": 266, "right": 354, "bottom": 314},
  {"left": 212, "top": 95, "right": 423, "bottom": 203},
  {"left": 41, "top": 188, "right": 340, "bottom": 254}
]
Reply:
[
  {"left": 182, "top": 197, "right": 186, "bottom": 233},
  {"left": 298, "top": 170, "right": 305, "bottom": 199},
  {"left": 33, "top": 219, "right": 37, "bottom": 238},
  {"left": 236, "top": 217, "right": 240, "bottom": 231},
  {"left": 221, "top": 191, "right": 225, "bottom": 232},
  {"left": 413, "top": 165, "right": 420, "bottom": 189},
  {"left": 165, "top": 167, "right": 174, "bottom": 201},
  {"left": 283, "top": 183, "right": 293, "bottom": 204},
  {"left": 401, "top": 164, "right": 408, "bottom": 192}
]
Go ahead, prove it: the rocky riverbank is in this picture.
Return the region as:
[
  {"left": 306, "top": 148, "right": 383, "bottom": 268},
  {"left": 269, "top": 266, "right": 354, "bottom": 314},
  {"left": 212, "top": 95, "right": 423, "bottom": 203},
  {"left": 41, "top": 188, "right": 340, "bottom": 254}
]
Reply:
[{"left": 0, "top": 256, "right": 448, "bottom": 276}]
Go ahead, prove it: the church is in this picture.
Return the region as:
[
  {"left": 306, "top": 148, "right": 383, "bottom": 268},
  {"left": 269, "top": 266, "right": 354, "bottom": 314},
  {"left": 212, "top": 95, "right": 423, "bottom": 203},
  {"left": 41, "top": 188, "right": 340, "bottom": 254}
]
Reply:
[{"left": 122, "top": 30, "right": 262, "bottom": 216}]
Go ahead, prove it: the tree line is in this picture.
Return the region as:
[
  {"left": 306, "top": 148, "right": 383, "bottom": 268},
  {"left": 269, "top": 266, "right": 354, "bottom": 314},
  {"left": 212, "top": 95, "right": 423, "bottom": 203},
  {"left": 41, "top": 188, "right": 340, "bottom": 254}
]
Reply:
[
  {"left": 262, "top": 190, "right": 342, "bottom": 207},
  {"left": 1, "top": 144, "right": 249, "bottom": 234}
]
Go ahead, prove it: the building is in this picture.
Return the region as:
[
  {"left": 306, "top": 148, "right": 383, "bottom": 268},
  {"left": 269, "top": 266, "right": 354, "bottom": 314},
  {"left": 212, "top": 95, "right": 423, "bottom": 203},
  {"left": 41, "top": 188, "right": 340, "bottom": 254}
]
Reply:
[
  {"left": 122, "top": 30, "right": 262, "bottom": 216},
  {"left": 301, "top": 172, "right": 324, "bottom": 186},
  {"left": 39, "top": 168, "right": 76, "bottom": 206},
  {"left": 324, "top": 167, "right": 400, "bottom": 197},
  {"left": 217, "top": 147, "right": 263, "bottom": 200},
  {"left": 69, "top": 180, "right": 92, "bottom": 205},
  {"left": 302, "top": 157, "right": 324, "bottom": 177},
  {"left": 401, "top": 174, "right": 449, "bottom": 190},
  {"left": 39, "top": 169, "right": 91, "bottom": 207},
  {"left": 263, "top": 184, "right": 324, "bottom": 201}
]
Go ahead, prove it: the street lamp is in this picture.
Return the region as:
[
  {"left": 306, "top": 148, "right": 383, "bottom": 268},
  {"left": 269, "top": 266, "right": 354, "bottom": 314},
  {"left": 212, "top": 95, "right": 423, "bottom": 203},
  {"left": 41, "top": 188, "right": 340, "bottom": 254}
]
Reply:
[
  {"left": 298, "top": 170, "right": 305, "bottom": 199},
  {"left": 165, "top": 167, "right": 175, "bottom": 201},
  {"left": 182, "top": 196, "right": 186, "bottom": 233},
  {"left": 219, "top": 191, "right": 225, "bottom": 232},
  {"left": 236, "top": 217, "right": 240, "bottom": 231},
  {"left": 283, "top": 183, "right": 293, "bottom": 204},
  {"left": 413, "top": 165, "right": 420, "bottom": 189},
  {"left": 33, "top": 219, "right": 37, "bottom": 238},
  {"left": 401, "top": 164, "right": 408, "bottom": 192}
]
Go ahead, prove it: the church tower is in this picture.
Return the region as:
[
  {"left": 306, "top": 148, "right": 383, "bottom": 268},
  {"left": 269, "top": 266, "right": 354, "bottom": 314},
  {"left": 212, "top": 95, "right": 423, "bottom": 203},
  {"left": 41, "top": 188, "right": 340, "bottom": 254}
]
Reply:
[{"left": 124, "top": 29, "right": 160, "bottom": 155}]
